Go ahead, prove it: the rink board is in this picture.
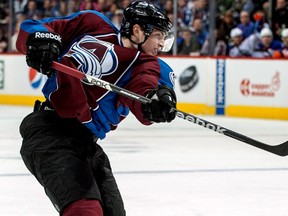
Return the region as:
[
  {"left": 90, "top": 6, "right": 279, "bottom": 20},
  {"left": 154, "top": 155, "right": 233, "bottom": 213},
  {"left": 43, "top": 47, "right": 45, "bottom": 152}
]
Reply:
[{"left": 0, "top": 54, "right": 288, "bottom": 120}]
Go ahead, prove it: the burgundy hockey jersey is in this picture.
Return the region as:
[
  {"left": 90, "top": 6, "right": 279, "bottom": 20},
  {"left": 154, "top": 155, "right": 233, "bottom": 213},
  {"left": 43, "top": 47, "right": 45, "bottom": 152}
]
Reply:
[{"left": 16, "top": 10, "right": 175, "bottom": 138}]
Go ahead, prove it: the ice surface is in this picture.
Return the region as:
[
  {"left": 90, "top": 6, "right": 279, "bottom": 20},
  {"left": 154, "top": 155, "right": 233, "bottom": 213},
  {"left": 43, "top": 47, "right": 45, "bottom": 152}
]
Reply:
[{"left": 1, "top": 105, "right": 288, "bottom": 216}]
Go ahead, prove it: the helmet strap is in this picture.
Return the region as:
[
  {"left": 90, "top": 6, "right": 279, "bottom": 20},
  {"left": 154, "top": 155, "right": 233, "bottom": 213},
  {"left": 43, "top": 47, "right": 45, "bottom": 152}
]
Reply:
[{"left": 128, "top": 35, "right": 149, "bottom": 52}]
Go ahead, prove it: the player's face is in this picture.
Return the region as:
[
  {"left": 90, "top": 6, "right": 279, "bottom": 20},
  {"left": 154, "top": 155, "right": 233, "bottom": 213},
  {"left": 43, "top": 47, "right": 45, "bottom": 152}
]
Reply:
[{"left": 141, "top": 29, "right": 165, "bottom": 56}]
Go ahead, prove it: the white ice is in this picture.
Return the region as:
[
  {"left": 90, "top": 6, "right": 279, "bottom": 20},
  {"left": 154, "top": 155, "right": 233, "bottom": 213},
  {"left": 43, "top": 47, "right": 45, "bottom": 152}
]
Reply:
[{"left": 1, "top": 105, "right": 288, "bottom": 216}]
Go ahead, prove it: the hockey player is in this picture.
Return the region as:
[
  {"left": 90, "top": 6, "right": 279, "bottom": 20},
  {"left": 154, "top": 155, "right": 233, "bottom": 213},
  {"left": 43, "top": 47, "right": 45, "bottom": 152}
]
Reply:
[{"left": 16, "top": 1, "right": 176, "bottom": 216}]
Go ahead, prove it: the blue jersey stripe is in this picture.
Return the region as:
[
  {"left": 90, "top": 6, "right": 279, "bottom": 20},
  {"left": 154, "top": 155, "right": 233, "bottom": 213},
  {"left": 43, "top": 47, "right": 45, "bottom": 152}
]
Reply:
[{"left": 157, "top": 58, "right": 174, "bottom": 89}]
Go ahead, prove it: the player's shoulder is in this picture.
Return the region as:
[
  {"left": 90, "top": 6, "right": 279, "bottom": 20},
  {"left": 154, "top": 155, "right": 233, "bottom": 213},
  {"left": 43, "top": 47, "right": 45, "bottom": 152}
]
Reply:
[
  {"left": 138, "top": 52, "right": 158, "bottom": 61},
  {"left": 77, "top": 10, "right": 119, "bottom": 30},
  {"left": 113, "top": 44, "right": 140, "bottom": 59},
  {"left": 77, "top": 10, "right": 107, "bottom": 19},
  {"left": 139, "top": 53, "right": 173, "bottom": 71},
  {"left": 157, "top": 57, "right": 173, "bottom": 72}
]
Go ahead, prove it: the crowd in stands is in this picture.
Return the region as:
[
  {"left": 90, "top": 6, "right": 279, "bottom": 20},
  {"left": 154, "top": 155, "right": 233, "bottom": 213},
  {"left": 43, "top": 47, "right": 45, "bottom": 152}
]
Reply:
[{"left": 1, "top": 0, "right": 288, "bottom": 58}]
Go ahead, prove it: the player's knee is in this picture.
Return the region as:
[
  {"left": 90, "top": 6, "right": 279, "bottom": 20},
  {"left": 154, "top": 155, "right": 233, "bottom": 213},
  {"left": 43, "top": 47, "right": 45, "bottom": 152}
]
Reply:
[{"left": 63, "top": 199, "right": 103, "bottom": 216}]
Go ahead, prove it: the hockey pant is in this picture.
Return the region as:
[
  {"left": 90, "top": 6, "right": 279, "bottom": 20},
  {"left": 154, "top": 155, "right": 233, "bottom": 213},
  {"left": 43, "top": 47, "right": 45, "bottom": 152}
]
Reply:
[{"left": 19, "top": 110, "right": 126, "bottom": 216}]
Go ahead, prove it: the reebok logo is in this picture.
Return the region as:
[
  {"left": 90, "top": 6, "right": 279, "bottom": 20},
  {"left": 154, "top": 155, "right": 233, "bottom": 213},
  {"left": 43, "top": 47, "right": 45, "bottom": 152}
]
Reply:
[
  {"left": 176, "top": 111, "right": 227, "bottom": 134},
  {"left": 87, "top": 76, "right": 112, "bottom": 91},
  {"left": 35, "top": 32, "right": 61, "bottom": 43}
]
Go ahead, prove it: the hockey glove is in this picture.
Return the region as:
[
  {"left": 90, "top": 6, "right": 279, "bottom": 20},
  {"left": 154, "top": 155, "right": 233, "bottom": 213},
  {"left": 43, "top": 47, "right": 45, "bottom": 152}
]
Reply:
[
  {"left": 84, "top": 121, "right": 106, "bottom": 140},
  {"left": 142, "top": 85, "right": 177, "bottom": 123},
  {"left": 26, "top": 32, "right": 62, "bottom": 77}
]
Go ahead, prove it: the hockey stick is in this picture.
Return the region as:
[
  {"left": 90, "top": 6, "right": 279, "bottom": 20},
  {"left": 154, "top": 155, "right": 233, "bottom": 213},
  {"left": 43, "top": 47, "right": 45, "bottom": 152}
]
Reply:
[{"left": 52, "top": 61, "right": 288, "bottom": 156}]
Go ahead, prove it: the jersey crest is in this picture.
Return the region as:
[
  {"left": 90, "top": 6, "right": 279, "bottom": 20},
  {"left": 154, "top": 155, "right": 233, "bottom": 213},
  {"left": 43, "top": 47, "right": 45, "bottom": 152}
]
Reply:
[{"left": 64, "top": 35, "right": 118, "bottom": 81}]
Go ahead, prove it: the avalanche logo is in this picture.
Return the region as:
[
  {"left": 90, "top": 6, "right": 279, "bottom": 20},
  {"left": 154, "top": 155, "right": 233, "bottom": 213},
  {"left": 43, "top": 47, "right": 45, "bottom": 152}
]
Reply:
[
  {"left": 29, "top": 67, "right": 42, "bottom": 89},
  {"left": 64, "top": 35, "right": 118, "bottom": 82}
]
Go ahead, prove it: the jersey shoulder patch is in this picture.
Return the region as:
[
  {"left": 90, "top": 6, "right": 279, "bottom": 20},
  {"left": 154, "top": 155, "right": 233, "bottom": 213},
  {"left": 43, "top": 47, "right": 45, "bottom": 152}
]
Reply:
[{"left": 157, "top": 58, "right": 175, "bottom": 88}]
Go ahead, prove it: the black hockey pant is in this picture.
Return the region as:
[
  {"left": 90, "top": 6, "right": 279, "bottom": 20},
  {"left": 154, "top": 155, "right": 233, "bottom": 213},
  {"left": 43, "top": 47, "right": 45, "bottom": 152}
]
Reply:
[{"left": 19, "top": 110, "right": 126, "bottom": 216}]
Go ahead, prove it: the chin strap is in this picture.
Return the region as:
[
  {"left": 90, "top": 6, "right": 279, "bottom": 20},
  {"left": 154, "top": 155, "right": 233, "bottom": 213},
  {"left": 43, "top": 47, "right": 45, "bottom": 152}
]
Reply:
[{"left": 128, "top": 35, "right": 149, "bottom": 52}]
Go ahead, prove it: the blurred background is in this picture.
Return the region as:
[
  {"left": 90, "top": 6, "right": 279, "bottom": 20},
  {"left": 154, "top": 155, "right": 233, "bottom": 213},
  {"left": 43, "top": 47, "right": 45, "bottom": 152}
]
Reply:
[{"left": 2, "top": 0, "right": 288, "bottom": 58}]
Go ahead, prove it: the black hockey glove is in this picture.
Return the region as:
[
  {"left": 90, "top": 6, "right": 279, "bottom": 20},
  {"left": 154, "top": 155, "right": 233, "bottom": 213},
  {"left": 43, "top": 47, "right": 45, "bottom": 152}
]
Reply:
[
  {"left": 142, "top": 85, "right": 177, "bottom": 123},
  {"left": 26, "top": 32, "right": 62, "bottom": 77}
]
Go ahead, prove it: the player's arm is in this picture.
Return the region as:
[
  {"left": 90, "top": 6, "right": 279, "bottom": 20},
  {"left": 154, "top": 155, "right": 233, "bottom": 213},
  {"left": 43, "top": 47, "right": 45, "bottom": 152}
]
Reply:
[
  {"left": 120, "top": 55, "right": 177, "bottom": 124},
  {"left": 16, "top": 10, "right": 118, "bottom": 54},
  {"left": 16, "top": 11, "right": 118, "bottom": 76}
]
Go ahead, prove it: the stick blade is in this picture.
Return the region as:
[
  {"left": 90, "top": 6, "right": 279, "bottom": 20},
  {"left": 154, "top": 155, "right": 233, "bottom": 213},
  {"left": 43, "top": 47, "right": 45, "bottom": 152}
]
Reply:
[{"left": 274, "top": 141, "right": 288, "bottom": 156}]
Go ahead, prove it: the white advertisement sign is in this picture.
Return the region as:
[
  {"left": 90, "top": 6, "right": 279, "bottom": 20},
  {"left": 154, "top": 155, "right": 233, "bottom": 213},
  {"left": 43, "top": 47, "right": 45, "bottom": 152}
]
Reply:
[
  {"left": 161, "top": 57, "right": 215, "bottom": 106},
  {"left": 0, "top": 55, "right": 45, "bottom": 96},
  {"left": 226, "top": 59, "right": 288, "bottom": 107}
]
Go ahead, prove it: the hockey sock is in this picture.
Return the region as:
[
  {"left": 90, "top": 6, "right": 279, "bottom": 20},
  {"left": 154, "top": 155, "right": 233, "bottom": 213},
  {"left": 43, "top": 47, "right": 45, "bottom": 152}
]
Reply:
[{"left": 63, "top": 199, "right": 103, "bottom": 216}]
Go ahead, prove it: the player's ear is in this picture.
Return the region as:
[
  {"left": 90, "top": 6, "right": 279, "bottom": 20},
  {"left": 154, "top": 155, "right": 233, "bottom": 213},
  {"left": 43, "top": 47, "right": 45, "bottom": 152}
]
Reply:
[{"left": 132, "top": 24, "right": 143, "bottom": 37}]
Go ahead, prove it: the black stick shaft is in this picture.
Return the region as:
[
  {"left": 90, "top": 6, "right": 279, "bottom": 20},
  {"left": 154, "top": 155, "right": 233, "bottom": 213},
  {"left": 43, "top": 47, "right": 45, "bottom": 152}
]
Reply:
[{"left": 174, "top": 109, "right": 288, "bottom": 156}]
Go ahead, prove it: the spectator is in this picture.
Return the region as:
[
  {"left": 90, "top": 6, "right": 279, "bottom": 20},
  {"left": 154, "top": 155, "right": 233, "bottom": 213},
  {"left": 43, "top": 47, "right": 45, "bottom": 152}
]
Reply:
[
  {"left": 262, "top": 1, "right": 270, "bottom": 24},
  {"left": 216, "top": 10, "right": 236, "bottom": 46},
  {"left": 253, "top": 10, "right": 269, "bottom": 33},
  {"left": 273, "top": 28, "right": 288, "bottom": 58},
  {"left": 217, "top": 0, "right": 234, "bottom": 17},
  {"left": 42, "top": 0, "right": 60, "bottom": 17},
  {"left": 163, "top": 0, "right": 173, "bottom": 14},
  {"left": 200, "top": 30, "right": 227, "bottom": 56},
  {"left": 252, "top": 0, "right": 269, "bottom": 12},
  {"left": 166, "top": 12, "right": 175, "bottom": 34},
  {"left": 111, "top": 9, "right": 123, "bottom": 29},
  {"left": 79, "top": 0, "right": 100, "bottom": 11},
  {"left": 14, "top": 0, "right": 28, "bottom": 16},
  {"left": 241, "top": 0, "right": 255, "bottom": 15},
  {"left": 57, "top": 0, "right": 68, "bottom": 16},
  {"left": 104, "top": 0, "right": 119, "bottom": 20},
  {"left": 0, "top": 40, "right": 7, "bottom": 52},
  {"left": 193, "top": 0, "right": 209, "bottom": 31},
  {"left": 228, "top": 27, "right": 245, "bottom": 57},
  {"left": 7, "top": 0, "right": 287, "bottom": 56},
  {"left": 237, "top": 10, "right": 254, "bottom": 39},
  {"left": 118, "top": 0, "right": 132, "bottom": 10},
  {"left": 24, "top": 0, "right": 42, "bottom": 19},
  {"left": 273, "top": 0, "right": 288, "bottom": 40},
  {"left": 228, "top": 27, "right": 243, "bottom": 57},
  {"left": 191, "top": 17, "right": 208, "bottom": 47},
  {"left": 213, "top": 31, "right": 228, "bottom": 56},
  {"left": 177, "top": 27, "right": 201, "bottom": 56},
  {"left": 0, "top": 33, "right": 7, "bottom": 53},
  {"left": 239, "top": 28, "right": 282, "bottom": 58},
  {"left": 0, "top": 4, "right": 9, "bottom": 53},
  {"left": 227, "top": 0, "right": 254, "bottom": 23},
  {"left": 147, "top": 0, "right": 163, "bottom": 9},
  {"left": 0, "top": 5, "right": 9, "bottom": 26},
  {"left": 11, "top": 13, "right": 26, "bottom": 52},
  {"left": 177, "top": 0, "right": 193, "bottom": 28},
  {"left": 67, "top": 0, "right": 82, "bottom": 15}
]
